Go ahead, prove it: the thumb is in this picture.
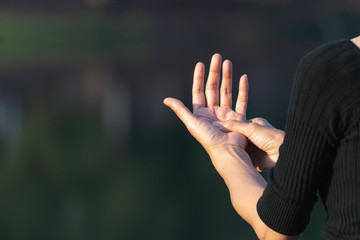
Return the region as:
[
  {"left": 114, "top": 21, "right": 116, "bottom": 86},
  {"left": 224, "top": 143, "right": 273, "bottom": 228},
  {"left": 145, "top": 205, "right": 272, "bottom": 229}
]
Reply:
[{"left": 163, "top": 97, "right": 197, "bottom": 131}]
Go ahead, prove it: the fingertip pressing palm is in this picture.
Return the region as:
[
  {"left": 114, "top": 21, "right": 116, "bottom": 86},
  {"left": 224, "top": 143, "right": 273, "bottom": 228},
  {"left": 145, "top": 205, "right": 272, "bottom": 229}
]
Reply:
[
  {"left": 164, "top": 54, "right": 249, "bottom": 157},
  {"left": 164, "top": 54, "right": 285, "bottom": 172},
  {"left": 165, "top": 54, "right": 298, "bottom": 240}
]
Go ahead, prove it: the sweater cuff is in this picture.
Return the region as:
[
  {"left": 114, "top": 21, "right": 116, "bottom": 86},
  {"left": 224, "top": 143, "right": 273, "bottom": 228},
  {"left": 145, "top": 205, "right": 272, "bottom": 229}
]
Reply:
[{"left": 257, "top": 180, "right": 318, "bottom": 236}]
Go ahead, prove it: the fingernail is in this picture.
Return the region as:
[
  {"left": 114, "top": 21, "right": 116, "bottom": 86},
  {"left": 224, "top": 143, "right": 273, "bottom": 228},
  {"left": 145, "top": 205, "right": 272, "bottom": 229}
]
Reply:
[{"left": 163, "top": 98, "right": 169, "bottom": 105}]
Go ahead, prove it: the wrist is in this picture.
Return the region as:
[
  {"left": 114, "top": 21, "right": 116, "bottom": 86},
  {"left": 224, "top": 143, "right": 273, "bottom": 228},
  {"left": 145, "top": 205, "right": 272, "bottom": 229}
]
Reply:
[
  {"left": 209, "top": 146, "right": 267, "bottom": 231},
  {"left": 208, "top": 145, "right": 260, "bottom": 182},
  {"left": 208, "top": 145, "right": 248, "bottom": 162}
]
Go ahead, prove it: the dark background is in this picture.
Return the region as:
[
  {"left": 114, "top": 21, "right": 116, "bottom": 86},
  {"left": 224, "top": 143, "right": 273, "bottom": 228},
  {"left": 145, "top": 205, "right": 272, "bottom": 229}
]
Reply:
[{"left": 0, "top": 0, "right": 359, "bottom": 239}]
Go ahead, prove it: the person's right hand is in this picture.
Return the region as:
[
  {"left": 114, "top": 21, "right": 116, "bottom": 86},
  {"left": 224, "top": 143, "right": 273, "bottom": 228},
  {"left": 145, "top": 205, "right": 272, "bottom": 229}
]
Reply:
[{"left": 214, "top": 117, "right": 285, "bottom": 172}]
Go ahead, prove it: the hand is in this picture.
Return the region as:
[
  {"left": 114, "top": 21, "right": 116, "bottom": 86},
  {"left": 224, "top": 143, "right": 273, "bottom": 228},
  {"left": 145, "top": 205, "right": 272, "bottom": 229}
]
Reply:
[
  {"left": 163, "top": 54, "right": 250, "bottom": 176},
  {"left": 164, "top": 54, "right": 298, "bottom": 240},
  {"left": 215, "top": 117, "right": 285, "bottom": 171}
]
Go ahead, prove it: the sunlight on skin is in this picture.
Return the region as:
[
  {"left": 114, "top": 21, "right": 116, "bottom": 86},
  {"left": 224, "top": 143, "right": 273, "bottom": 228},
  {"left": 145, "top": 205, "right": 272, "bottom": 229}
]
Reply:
[
  {"left": 164, "top": 53, "right": 283, "bottom": 172},
  {"left": 164, "top": 54, "right": 300, "bottom": 240},
  {"left": 164, "top": 54, "right": 249, "bottom": 153}
]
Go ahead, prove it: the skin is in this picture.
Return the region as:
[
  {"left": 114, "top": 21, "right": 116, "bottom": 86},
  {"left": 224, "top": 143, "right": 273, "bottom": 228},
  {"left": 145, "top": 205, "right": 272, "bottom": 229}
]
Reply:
[
  {"left": 351, "top": 35, "right": 360, "bottom": 49},
  {"left": 164, "top": 55, "right": 249, "bottom": 175},
  {"left": 213, "top": 35, "right": 360, "bottom": 171},
  {"left": 163, "top": 54, "right": 299, "bottom": 239},
  {"left": 164, "top": 36, "right": 360, "bottom": 239},
  {"left": 215, "top": 117, "right": 284, "bottom": 171}
]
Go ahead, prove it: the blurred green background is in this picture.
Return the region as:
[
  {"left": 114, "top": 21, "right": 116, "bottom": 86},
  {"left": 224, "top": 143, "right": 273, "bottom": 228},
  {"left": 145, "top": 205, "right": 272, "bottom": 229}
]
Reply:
[{"left": 0, "top": 0, "right": 359, "bottom": 239}]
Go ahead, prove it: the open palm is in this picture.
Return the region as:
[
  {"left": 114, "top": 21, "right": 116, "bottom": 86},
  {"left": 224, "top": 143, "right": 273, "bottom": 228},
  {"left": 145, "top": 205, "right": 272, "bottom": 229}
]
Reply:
[{"left": 164, "top": 54, "right": 249, "bottom": 156}]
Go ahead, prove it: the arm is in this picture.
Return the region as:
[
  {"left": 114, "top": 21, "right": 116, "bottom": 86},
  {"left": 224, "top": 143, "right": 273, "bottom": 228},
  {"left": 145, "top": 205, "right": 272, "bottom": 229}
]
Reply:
[
  {"left": 215, "top": 147, "right": 300, "bottom": 240},
  {"left": 164, "top": 54, "right": 299, "bottom": 239},
  {"left": 222, "top": 41, "right": 348, "bottom": 236}
]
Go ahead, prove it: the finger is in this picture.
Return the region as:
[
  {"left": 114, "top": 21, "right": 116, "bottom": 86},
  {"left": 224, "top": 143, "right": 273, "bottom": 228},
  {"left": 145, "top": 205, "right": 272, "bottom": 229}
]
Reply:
[
  {"left": 205, "top": 53, "right": 222, "bottom": 107},
  {"left": 192, "top": 62, "right": 206, "bottom": 112},
  {"left": 213, "top": 120, "right": 253, "bottom": 138},
  {"left": 214, "top": 120, "right": 263, "bottom": 142},
  {"left": 217, "top": 120, "right": 283, "bottom": 151},
  {"left": 212, "top": 121, "right": 231, "bottom": 133},
  {"left": 164, "top": 97, "right": 197, "bottom": 131},
  {"left": 220, "top": 60, "right": 232, "bottom": 108},
  {"left": 235, "top": 74, "right": 248, "bottom": 120},
  {"left": 260, "top": 155, "right": 277, "bottom": 171},
  {"left": 249, "top": 117, "right": 275, "bottom": 129}
]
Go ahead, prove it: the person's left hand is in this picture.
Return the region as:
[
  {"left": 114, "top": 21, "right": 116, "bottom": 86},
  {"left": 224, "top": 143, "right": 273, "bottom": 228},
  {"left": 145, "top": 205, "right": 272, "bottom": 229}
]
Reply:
[{"left": 164, "top": 54, "right": 249, "bottom": 174}]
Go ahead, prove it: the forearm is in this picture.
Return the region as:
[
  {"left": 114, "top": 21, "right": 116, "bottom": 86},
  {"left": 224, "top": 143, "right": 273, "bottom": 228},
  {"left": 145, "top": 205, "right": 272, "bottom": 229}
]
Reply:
[{"left": 210, "top": 147, "right": 301, "bottom": 240}]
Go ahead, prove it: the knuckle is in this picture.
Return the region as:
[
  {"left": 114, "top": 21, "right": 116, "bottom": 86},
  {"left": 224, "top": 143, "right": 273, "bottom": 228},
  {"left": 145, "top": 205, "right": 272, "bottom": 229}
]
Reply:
[
  {"left": 209, "top": 69, "right": 220, "bottom": 74},
  {"left": 192, "top": 87, "right": 203, "bottom": 94},
  {"left": 253, "top": 117, "right": 266, "bottom": 125},
  {"left": 258, "top": 117, "right": 266, "bottom": 122},
  {"left": 206, "top": 83, "right": 219, "bottom": 90},
  {"left": 275, "top": 129, "right": 285, "bottom": 140},
  {"left": 220, "top": 88, "right": 232, "bottom": 95}
]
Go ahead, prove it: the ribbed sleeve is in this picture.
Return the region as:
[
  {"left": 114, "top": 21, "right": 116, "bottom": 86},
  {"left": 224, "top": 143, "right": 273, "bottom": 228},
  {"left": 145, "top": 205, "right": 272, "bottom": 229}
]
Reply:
[
  {"left": 257, "top": 117, "right": 332, "bottom": 235},
  {"left": 257, "top": 177, "right": 316, "bottom": 235},
  {"left": 256, "top": 39, "right": 360, "bottom": 237}
]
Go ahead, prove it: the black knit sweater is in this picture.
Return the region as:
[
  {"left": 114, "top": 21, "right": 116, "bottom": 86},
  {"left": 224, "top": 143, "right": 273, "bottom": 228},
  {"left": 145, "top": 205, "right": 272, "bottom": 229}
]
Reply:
[{"left": 257, "top": 39, "right": 360, "bottom": 239}]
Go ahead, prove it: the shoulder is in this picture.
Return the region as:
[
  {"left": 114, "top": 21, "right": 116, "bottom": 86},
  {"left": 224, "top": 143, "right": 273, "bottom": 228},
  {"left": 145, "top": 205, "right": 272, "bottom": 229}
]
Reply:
[
  {"left": 287, "top": 39, "right": 360, "bottom": 139},
  {"left": 296, "top": 39, "right": 358, "bottom": 76},
  {"left": 292, "top": 39, "right": 360, "bottom": 93}
]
